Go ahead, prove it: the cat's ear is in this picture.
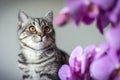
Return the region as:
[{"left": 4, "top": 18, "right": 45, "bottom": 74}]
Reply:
[
  {"left": 45, "top": 11, "right": 53, "bottom": 23},
  {"left": 18, "top": 11, "right": 29, "bottom": 23}
]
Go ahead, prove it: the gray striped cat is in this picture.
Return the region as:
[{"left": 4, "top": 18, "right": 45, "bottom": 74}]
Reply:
[{"left": 17, "top": 11, "right": 69, "bottom": 80}]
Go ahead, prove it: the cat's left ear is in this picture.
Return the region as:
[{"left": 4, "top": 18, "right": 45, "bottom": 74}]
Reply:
[
  {"left": 18, "top": 11, "right": 29, "bottom": 26},
  {"left": 45, "top": 11, "right": 53, "bottom": 23}
]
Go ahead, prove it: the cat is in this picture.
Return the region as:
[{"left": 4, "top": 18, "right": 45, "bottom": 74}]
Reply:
[{"left": 17, "top": 11, "right": 69, "bottom": 80}]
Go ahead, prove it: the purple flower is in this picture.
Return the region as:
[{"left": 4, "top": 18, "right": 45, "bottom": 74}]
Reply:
[
  {"left": 59, "top": 39, "right": 120, "bottom": 80},
  {"left": 55, "top": 0, "right": 120, "bottom": 34},
  {"left": 96, "top": 12, "right": 110, "bottom": 34},
  {"left": 59, "top": 45, "right": 98, "bottom": 80},
  {"left": 91, "top": 0, "right": 120, "bottom": 34},
  {"left": 90, "top": 48, "right": 120, "bottom": 80},
  {"left": 90, "top": 0, "right": 120, "bottom": 34},
  {"left": 107, "top": 0, "right": 120, "bottom": 24},
  {"left": 66, "top": 0, "right": 91, "bottom": 27},
  {"left": 56, "top": 0, "right": 94, "bottom": 27},
  {"left": 90, "top": 26, "right": 120, "bottom": 80},
  {"left": 90, "top": 0, "right": 115, "bottom": 10},
  {"left": 58, "top": 65, "right": 72, "bottom": 80},
  {"left": 55, "top": 7, "right": 70, "bottom": 27},
  {"left": 59, "top": 46, "right": 83, "bottom": 80},
  {"left": 106, "top": 26, "right": 120, "bottom": 51}
]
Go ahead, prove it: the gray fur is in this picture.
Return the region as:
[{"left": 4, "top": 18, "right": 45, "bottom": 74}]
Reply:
[{"left": 17, "top": 11, "right": 69, "bottom": 80}]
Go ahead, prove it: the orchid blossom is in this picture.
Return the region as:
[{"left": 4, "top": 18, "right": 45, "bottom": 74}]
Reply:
[
  {"left": 55, "top": 0, "right": 120, "bottom": 34},
  {"left": 57, "top": 0, "right": 120, "bottom": 80}
]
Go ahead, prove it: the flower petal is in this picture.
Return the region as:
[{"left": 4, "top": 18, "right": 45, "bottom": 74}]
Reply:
[
  {"left": 95, "top": 42, "right": 109, "bottom": 59},
  {"left": 69, "top": 46, "right": 83, "bottom": 67},
  {"left": 106, "top": 26, "right": 120, "bottom": 50},
  {"left": 108, "top": 0, "right": 120, "bottom": 24},
  {"left": 96, "top": 14, "right": 109, "bottom": 34},
  {"left": 91, "top": 0, "right": 115, "bottom": 10},
  {"left": 82, "top": 15, "right": 95, "bottom": 25},
  {"left": 55, "top": 7, "right": 70, "bottom": 26},
  {"left": 90, "top": 55, "right": 115, "bottom": 80},
  {"left": 81, "top": 45, "right": 96, "bottom": 74},
  {"left": 58, "top": 65, "right": 72, "bottom": 80},
  {"left": 87, "top": 4, "right": 99, "bottom": 18},
  {"left": 55, "top": 13, "right": 70, "bottom": 26},
  {"left": 67, "top": 0, "right": 88, "bottom": 27},
  {"left": 84, "top": 45, "right": 96, "bottom": 55},
  {"left": 108, "top": 48, "right": 119, "bottom": 65},
  {"left": 114, "top": 76, "right": 120, "bottom": 80}
]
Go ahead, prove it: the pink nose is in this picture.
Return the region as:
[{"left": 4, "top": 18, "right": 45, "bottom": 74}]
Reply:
[{"left": 38, "top": 32, "right": 44, "bottom": 37}]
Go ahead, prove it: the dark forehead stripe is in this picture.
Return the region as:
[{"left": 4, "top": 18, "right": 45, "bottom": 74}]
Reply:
[
  {"left": 33, "top": 18, "right": 39, "bottom": 25},
  {"left": 35, "top": 18, "right": 41, "bottom": 26},
  {"left": 32, "top": 18, "right": 40, "bottom": 26},
  {"left": 34, "top": 18, "right": 46, "bottom": 27},
  {"left": 33, "top": 18, "right": 52, "bottom": 28}
]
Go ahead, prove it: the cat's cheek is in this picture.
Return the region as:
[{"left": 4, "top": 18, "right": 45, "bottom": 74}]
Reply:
[
  {"left": 32, "top": 35, "right": 41, "bottom": 43},
  {"left": 44, "top": 36, "right": 52, "bottom": 45},
  {"left": 43, "top": 36, "right": 52, "bottom": 45},
  {"left": 19, "top": 32, "right": 28, "bottom": 40}
]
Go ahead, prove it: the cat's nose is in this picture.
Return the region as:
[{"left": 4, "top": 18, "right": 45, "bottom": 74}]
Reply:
[{"left": 38, "top": 32, "right": 44, "bottom": 37}]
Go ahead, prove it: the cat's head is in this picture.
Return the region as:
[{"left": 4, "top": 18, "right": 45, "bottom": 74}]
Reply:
[{"left": 18, "top": 11, "right": 55, "bottom": 50}]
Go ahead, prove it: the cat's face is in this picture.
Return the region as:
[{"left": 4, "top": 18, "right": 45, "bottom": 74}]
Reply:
[{"left": 18, "top": 11, "right": 55, "bottom": 50}]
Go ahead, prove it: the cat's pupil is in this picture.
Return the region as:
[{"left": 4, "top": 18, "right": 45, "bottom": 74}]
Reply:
[
  {"left": 29, "top": 26, "right": 36, "bottom": 32},
  {"left": 44, "top": 26, "right": 51, "bottom": 32}
]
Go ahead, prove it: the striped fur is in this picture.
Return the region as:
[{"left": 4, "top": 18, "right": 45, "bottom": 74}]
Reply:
[{"left": 17, "top": 11, "right": 69, "bottom": 80}]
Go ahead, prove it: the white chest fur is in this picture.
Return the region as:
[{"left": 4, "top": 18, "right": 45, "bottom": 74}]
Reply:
[{"left": 22, "top": 48, "right": 42, "bottom": 63}]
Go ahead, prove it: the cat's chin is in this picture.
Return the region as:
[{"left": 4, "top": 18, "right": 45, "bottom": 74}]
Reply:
[
  {"left": 29, "top": 44, "right": 52, "bottom": 51},
  {"left": 31, "top": 45, "right": 52, "bottom": 51}
]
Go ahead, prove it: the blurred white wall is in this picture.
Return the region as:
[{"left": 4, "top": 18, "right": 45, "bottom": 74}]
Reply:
[{"left": 0, "top": 0, "right": 105, "bottom": 80}]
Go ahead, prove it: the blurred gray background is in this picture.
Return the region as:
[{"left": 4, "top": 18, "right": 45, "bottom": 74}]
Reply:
[{"left": 0, "top": 0, "right": 105, "bottom": 80}]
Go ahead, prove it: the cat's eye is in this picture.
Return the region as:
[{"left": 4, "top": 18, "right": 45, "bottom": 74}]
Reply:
[
  {"left": 29, "top": 26, "right": 36, "bottom": 32},
  {"left": 44, "top": 26, "right": 51, "bottom": 32}
]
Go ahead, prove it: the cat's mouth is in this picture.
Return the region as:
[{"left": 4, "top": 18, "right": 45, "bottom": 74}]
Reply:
[
  {"left": 39, "top": 37, "right": 44, "bottom": 42},
  {"left": 33, "top": 35, "right": 46, "bottom": 43},
  {"left": 40, "top": 39, "right": 43, "bottom": 42}
]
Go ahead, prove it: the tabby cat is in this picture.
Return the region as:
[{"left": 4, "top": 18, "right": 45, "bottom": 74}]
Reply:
[{"left": 17, "top": 11, "right": 69, "bottom": 80}]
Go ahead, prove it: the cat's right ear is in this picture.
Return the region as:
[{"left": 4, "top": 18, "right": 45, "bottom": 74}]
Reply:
[{"left": 18, "top": 11, "right": 28, "bottom": 26}]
